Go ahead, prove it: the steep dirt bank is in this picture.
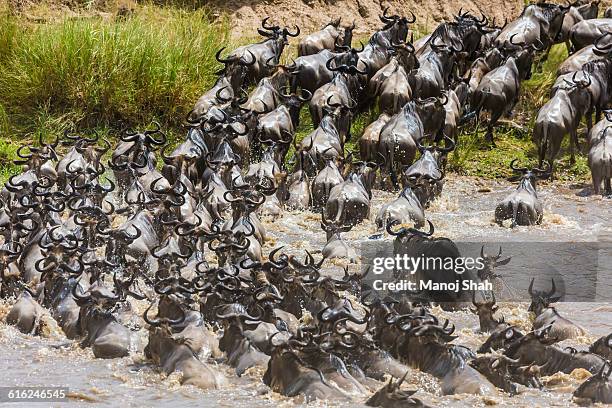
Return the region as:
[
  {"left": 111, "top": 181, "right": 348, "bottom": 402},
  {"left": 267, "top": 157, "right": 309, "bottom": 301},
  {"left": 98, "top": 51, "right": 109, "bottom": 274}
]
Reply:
[
  {"left": 8, "top": 0, "right": 612, "bottom": 39},
  {"left": 213, "top": 0, "right": 524, "bottom": 38}
]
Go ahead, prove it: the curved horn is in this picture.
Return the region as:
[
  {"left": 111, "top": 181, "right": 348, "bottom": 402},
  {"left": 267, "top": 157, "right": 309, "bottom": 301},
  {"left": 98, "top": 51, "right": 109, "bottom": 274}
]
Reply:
[
  {"left": 215, "top": 47, "right": 237, "bottom": 65},
  {"left": 509, "top": 159, "right": 528, "bottom": 172}
]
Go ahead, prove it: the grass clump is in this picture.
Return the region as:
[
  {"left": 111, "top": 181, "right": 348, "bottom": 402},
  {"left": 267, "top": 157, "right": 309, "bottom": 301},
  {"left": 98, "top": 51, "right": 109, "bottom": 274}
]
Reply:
[{"left": 0, "top": 6, "right": 230, "bottom": 134}]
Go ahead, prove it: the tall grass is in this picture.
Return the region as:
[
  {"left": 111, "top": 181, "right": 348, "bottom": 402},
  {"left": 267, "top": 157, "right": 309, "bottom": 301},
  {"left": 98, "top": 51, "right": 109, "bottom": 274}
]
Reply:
[{"left": 0, "top": 7, "right": 230, "bottom": 134}]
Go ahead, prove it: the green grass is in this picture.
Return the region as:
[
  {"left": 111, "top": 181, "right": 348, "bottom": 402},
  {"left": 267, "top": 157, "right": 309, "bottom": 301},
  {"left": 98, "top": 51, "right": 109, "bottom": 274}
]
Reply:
[{"left": 0, "top": 6, "right": 230, "bottom": 135}]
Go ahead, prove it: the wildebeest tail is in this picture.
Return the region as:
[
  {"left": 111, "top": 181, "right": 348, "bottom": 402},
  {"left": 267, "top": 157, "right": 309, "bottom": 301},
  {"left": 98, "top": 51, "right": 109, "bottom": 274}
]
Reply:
[
  {"left": 334, "top": 198, "right": 345, "bottom": 224},
  {"left": 324, "top": 182, "right": 332, "bottom": 205}
]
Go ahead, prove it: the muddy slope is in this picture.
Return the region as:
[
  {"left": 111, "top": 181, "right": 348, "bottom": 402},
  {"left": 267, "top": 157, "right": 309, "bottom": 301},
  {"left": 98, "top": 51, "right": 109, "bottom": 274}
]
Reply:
[{"left": 213, "top": 0, "right": 525, "bottom": 38}]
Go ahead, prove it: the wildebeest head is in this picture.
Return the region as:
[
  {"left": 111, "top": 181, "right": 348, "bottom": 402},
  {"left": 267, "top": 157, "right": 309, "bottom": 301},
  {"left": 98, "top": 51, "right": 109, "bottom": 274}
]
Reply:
[
  {"left": 258, "top": 17, "right": 300, "bottom": 40},
  {"left": 509, "top": 159, "right": 551, "bottom": 191},
  {"left": 452, "top": 11, "right": 490, "bottom": 57},
  {"left": 215, "top": 47, "right": 257, "bottom": 92},
  {"left": 335, "top": 40, "right": 365, "bottom": 68},
  {"left": 470, "top": 351, "right": 542, "bottom": 394},
  {"left": 389, "top": 40, "right": 419, "bottom": 71},
  {"left": 469, "top": 353, "right": 520, "bottom": 394},
  {"left": 477, "top": 245, "right": 512, "bottom": 281},
  {"left": 589, "top": 334, "right": 612, "bottom": 360},
  {"left": 528, "top": 278, "right": 561, "bottom": 315},
  {"left": 257, "top": 17, "right": 300, "bottom": 59},
  {"left": 0, "top": 241, "right": 24, "bottom": 297},
  {"left": 471, "top": 291, "right": 505, "bottom": 332},
  {"left": 503, "top": 34, "right": 545, "bottom": 80},
  {"left": 366, "top": 371, "right": 430, "bottom": 408},
  {"left": 379, "top": 7, "right": 416, "bottom": 44},
  {"left": 323, "top": 96, "right": 356, "bottom": 143},
  {"left": 342, "top": 21, "right": 356, "bottom": 49},
  {"left": 478, "top": 324, "right": 523, "bottom": 353},
  {"left": 278, "top": 87, "right": 312, "bottom": 128},
  {"left": 573, "top": 360, "right": 612, "bottom": 403}
]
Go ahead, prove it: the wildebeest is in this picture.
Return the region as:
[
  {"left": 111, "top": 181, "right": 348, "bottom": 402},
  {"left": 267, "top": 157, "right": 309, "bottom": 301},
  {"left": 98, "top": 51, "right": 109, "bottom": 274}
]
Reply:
[
  {"left": 393, "top": 320, "right": 497, "bottom": 395},
  {"left": 223, "top": 18, "right": 299, "bottom": 83},
  {"left": 573, "top": 362, "right": 612, "bottom": 403},
  {"left": 494, "top": 160, "right": 551, "bottom": 227},
  {"left": 556, "top": 0, "right": 600, "bottom": 52},
  {"left": 368, "top": 41, "right": 418, "bottom": 114},
  {"left": 570, "top": 18, "right": 612, "bottom": 51},
  {"left": 144, "top": 305, "right": 227, "bottom": 389},
  {"left": 504, "top": 325, "right": 605, "bottom": 375},
  {"left": 320, "top": 218, "right": 358, "bottom": 263},
  {"left": 470, "top": 45, "right": 536, "bottom": 145},
  {"left": 6, "top": 289, "right": 46, "bottom": 335},
  {"left": 375, "top": 187, "right": 425, "bottom": 230},
  {"left": 534, "top": 71, "right": 592, "bottom": 167},
  {"left": 311, "top": 154, "right": 344, "bottom": 209},
  {"left": 495, "top": 2, "right": 571, "bottom": 58},
  {"left": 324, "top": 163, "right": 373, "bottom": 226},
  {"left": 471, "top": 291, "right": 505, "bottom": 333},
  {"left": 359, "top": 113, "right": 391, "bottom": 163},
  {"left": 588, "top": 124, "right": 612, "bottom": 196},
  {"left": 401, "top": 137, "right": 455, "bottom": 207},
  {"left": 309, "top": 58, "right": 364, "bottom": 127},
  {"left": 262, "top": 334, "right": 351, "bottom": 401},
  {"left": 366, "top": 372, "right": 432, "bottom": 408},
  {"left": 470, "top": 353, "right": 542, "bottom": 394},
  {"left": 298, "top": 18, "right": 355, "bottom": 56},
  {"left": 378, "top": 101, "right": 425, "bottom": 187},
  {"left": 387, "top": 220, "right": 473, "bottom": 307},
  {"left": 590, "top": 333, "right": 612, "bottom": 359},
  {"left": 528, "top": 278, "right": 586, "bottom": 341}
]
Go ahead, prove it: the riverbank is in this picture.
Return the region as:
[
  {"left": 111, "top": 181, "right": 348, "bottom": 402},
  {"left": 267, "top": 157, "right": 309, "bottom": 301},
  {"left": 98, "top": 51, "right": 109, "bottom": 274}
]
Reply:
[{"left": 0, "top": 1, "right": 592, "bottom": 182}]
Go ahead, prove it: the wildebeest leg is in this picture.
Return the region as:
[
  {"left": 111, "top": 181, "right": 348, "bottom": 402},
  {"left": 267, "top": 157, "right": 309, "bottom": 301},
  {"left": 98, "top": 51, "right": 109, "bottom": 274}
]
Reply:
[
  {"left": 569, "top": 129, "right": 577, "bottom": 165},
  {"left": 486, "top": 110, "right": 502, "bottom": 147},
  {"left": 510, "top": 201, "right": 519, "bottom": 228},
  {"left": 535, "top": 205, "right": 543, "bottom": 225},
  {"left": 528, "top": 205, "right": 538, "bottom": 225},
  {"left": 30, "top": 313, "right": 40, "bottom": 335},
  {"left": 592, "top": 171, "right": 601, "bottom": 195},
  {"left": 604, "top": 177, "right": 611, "bottom": 197},
  {"left": 585, "top": 110, "right": 593, "bottom": 138},
  {"left": 290, "top": 75, "right": 298, "bottom": 94}
]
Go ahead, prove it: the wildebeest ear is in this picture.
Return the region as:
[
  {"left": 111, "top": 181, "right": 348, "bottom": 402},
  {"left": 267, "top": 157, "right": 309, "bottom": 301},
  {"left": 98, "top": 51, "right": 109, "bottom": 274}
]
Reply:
[
  {"left": 495, "top": 257, "right": 512, "bottom": 266},
  {"left": 505, "top": 328, "right": 514, "bottom": 339},
  {"left": 548, "top": 296, "right": 562, "bottom": 303}
]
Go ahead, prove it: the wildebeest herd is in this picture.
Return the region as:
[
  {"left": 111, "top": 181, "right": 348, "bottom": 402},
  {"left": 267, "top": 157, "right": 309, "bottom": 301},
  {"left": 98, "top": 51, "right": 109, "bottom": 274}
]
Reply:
[{"left": 1, "top": 1, "right": 611, "bottom": 406}]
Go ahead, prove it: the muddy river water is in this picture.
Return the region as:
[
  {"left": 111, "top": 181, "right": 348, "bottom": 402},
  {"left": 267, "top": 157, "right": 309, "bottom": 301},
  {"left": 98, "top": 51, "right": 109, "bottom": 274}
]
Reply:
[{"left": 0, "top": 175, "right": 610, "bottom": 407}]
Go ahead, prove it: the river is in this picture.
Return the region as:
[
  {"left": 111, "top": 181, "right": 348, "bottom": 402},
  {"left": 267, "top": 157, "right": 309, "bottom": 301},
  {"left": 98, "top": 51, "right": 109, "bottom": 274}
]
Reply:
[{"left": 0, "top": 175, "right": 610, "bottom": 407}]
